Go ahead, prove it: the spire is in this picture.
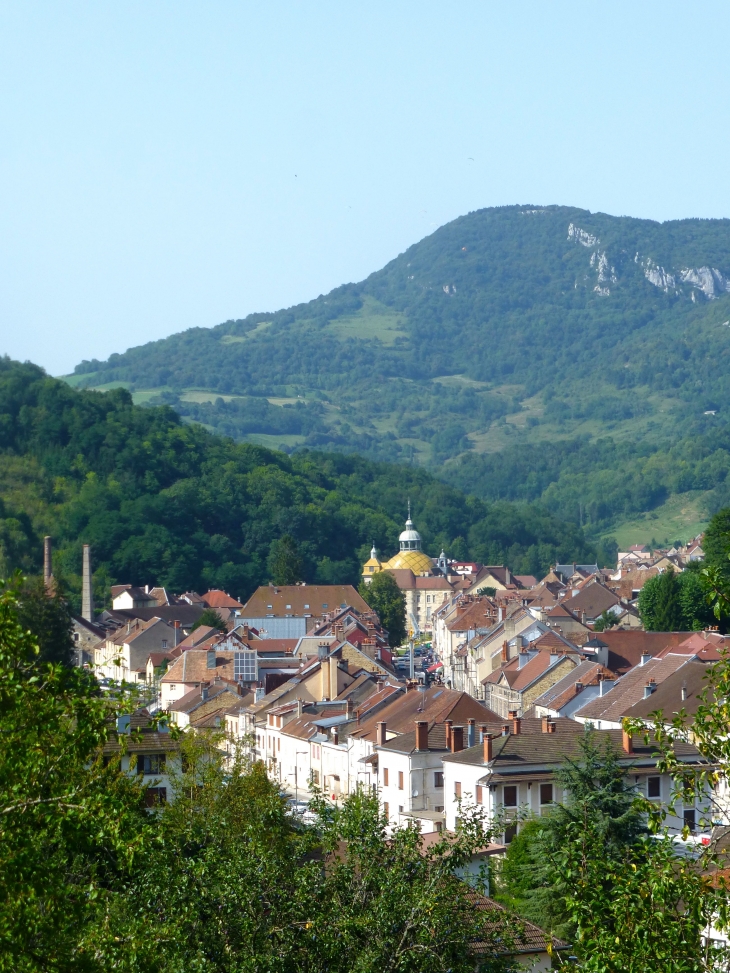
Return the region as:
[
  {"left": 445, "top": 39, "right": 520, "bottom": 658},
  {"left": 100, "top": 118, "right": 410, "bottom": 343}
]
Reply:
[{"left": 370, "top": 541, "right": 378, "bottom": 560}]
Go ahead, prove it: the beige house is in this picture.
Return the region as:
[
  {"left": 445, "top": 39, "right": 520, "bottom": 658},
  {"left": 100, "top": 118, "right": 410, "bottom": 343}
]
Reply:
[
  {"left": 482, "top": 649, "right": 577, "bottom": 718},
  {"left": 95, "top": 616, "right": 177, "bottom": 683}
]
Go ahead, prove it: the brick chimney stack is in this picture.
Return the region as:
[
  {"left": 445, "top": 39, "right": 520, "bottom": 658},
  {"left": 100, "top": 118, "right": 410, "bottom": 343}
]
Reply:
[
  {"left": 376, "top": 721, "right": 387, "bottom": 746},
  {"left": 415, "top": 720, "right": 428, "bottom": 752},
  {"left": 622, "top": 728, "right": 633, "bottom": 754},
  {"left": 483, "top": 733, "right": 493, "bottom": 763},
  {"left": 512, "top": 715, "right": 521, "bottom": 735},
  {"left": 451, "top": 725, "right": 464, "bottom": 753}
]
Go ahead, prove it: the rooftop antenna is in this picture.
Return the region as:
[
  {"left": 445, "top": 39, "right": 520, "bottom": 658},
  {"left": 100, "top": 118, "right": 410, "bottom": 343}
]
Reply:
[{"left": 407, "top": 498, "right": 411, "bottom": 521}]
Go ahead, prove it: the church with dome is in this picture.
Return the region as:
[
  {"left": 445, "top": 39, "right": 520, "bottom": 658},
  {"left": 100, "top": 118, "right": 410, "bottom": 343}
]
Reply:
[{"left": 362, "top": 505, "right": 461, "bottom": 638}]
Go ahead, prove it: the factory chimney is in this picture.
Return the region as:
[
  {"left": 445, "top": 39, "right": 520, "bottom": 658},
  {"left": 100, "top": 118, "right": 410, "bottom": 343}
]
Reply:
[
  {"left": 43, "top": 536, "right": 53, "bottom": 589},
  {"left": 82, "top": 544, "right": 94, "bottom": 622}
]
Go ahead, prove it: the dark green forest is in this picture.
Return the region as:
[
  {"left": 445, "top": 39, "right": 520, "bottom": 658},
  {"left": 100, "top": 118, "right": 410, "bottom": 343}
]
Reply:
[
  {"left": 0, "top": 359, "right": 596, "bottom": 610},
  {"left": 68, "top": 204, "right": 730, "bottom": 536}
]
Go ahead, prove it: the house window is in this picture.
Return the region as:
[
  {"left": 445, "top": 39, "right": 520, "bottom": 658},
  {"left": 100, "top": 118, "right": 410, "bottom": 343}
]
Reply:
[
  {"left": 398, "top": 771, "right": 404, "bottom": 790},
  {"left": 383, "top": 768, "right": 389, "bottom": 786},
  {"left": 383, "top": 802, "right": 389, "bottom": 818},
  {"left": 434, "top": 805, "right": 444, "bottom": 813},
  {"left": 304, "top": 604, "right": 310, "bottom": 609},
  {"left": 145, "top": 787, "right": 167, "bottom": 807},
  {"left": 504, "top": 823, "right": 518, "bottom": 844},
  {"left": 476, "top": 785, "right": 483, "bottom": 805},
  {"left": 161, "top": 640, "right": 167, "bottom": 649},
  {"left": 267, "top": 604, "right": 273, "bottom": 609},
  {"left": 322, "top": 603, "right": 328, "bottom": 609},
  {"left": 540, "top": 783, "right": 553, "bottom": 805},
  {"left": 427, "top": 595, "right": 431, "bottom": 604},
  {"left": 503, "top": 785, "right": 518, "bottom": 807},
  {"left": 455, "top": 781, "right": 462, "bottom": 798},
  {"left": 169, "top": 685, "right": 176, "bottom": 691},
  {"left": 137, "top": 754, "right": 166, "bottom": 775},
  {"left": 434, "top": 771, "right": 444, "bottom": 788},
  {"left": 398, "top": 805, "right": 403, "bottom": 814},
  {"left": 73, "top": 633, "right": 79, "bottom": 642},
  {"left": 285, "top": 604, "right": 291, "bottom": 610},
  {"left": 684, "top": 808, "right": 696, "bottom": 832},
  {"left": 647, "top": 776, "right": 661, "bottom": 799}
]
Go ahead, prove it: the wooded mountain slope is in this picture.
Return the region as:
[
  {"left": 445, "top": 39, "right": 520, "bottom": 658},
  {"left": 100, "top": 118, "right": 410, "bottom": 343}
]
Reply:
[
  {"left": 0, "top": 359, "right": 597, "bottom": 610},
  {"left": 68, "top": 205, "right": 730, "bottom": 540}
]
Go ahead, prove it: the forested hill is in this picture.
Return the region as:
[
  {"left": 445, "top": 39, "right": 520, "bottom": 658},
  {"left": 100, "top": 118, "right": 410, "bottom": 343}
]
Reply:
[
  {"left": 67, "top": 205, "right": 730, "bottom": 544},
  {"left": 0, "top": 359, "right": 597, "bottom": 609}
]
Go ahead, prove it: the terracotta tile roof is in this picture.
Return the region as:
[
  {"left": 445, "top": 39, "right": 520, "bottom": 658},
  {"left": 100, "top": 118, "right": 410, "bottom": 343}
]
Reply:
[
  {"left": 241, "top": 584, "right": 369, "bottom": 617},
  {"left": 532, "top": 661, "right": 616, "bottom": 712},
  {"left": 591, "top": 630, "right": 694, "bottom": 675},
  {"left": 576, "top": 654, "right": 692, "bottom": 723},
  {"left": 414, "top": 576, "right": 456, "bottom": 589},
  {"left": 202, "top": 590, "right": 244, "bottom": 609},
  {"left": 178, "top": 625, "right": 218, "bottom": 648},
  {"left": 564, "top": 581, "right": 620, "bottom": 618},
  {"left": 656, "top": 631, "right": 726, "bottom": 662},
  {"left": 161, "top": 649, "right": 236, "bottom": 685},
  {"left": 467, "top": 890, "right": 569, "bottom": 956},
  {"left": 443, "top": 727, "right": 703, "bottom": 773},
  {"left": 513, "top": 575, "right": 538, "bottom": 589},
  {"left": 623, "top": 661, "right": 714, "bottom": 720},
  {"left": 448, "top": 598, "right": 497, "bottom": 632},
  {"left": 349, "top": 687, "right": 499, "bottom": 742},
  {"left": 484, "top": 651, "right": 574, "bottom": 691}
]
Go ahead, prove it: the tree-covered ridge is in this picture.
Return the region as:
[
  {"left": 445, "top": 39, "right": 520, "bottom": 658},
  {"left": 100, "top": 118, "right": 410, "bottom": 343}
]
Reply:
[
  {"left": 0, "top": 358, "right": 596, "bottom": 610},
  {"left": 68, "top": 204, "right": 730, "bottom": 539}
]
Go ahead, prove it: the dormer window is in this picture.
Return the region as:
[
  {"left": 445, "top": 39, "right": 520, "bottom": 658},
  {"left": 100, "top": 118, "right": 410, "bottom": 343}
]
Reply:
[{"left": 267, "top": 604, "right": 273, "bottom": 610}]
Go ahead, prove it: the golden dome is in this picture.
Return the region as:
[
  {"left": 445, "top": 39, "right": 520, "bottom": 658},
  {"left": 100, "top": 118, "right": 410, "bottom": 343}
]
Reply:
[{"left": 383, "top": 550, "right": 435, "bottom": 574}]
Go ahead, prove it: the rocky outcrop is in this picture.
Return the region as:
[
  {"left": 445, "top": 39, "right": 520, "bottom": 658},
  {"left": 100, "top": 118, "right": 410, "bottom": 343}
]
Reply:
[
  {"left": 644, "top": 265, "right": 676, "bottom": 292},
  {"left": 568, "top": 223, "right": 598, "bottom": 248},
  {"left": 678, "top": 267, "right": 730, "bottom": 299}
]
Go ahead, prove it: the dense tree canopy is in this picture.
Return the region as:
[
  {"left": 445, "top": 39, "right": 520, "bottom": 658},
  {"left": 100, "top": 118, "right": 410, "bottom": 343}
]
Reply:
[
  {"left": 0, "top": 358, "right": 596, "bottom": 611},
  {"left": 70, "top": 205, "right": 730, "bottom": 537}
]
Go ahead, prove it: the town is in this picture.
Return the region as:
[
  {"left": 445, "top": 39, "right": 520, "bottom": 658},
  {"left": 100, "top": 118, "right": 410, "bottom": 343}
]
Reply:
[{"left": 62, "top": 514, "right": 716, "bottom": 846}]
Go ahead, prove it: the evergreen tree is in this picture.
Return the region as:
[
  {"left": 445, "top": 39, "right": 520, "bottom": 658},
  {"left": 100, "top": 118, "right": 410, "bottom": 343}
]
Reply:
[
  {"left": 639, "top": 568, "right": 685, "bottom": 631},
  {"left": 15, "top": 574, "right": 74, "bottom": 666},
  {"left": 267, "top": 535, "right": 303, "bottom": 585},
  {"left": 359, "top": 571, "right": 407, "bottom": 647},
  {"left": 190, "top": 607, "right": 227, "bottom": 633}
]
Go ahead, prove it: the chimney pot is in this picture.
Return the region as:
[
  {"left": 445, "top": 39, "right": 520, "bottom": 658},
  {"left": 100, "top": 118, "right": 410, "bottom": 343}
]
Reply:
[
  {"left": 415, "top": 720, "right": 429, "bottom": 751},
  {"left": 541, "top": 715, "right": 550, "bottom": 733},
  {"left": 622, "top": 729, "right": 633, "bottom": 754},
  {"left": 376, "top": 721, "right": 387, "bottom": 746},
  {"left": 451, "top": 725, "right": 464, "bottom": 753},
  {"left": 467, "top": 718, "right": 476, "bottom": 748},
  {"left": 332, "top": 727, "right": 339, "bottom": 746},
  {"left": 483, "top": 733, "right": 493, "bottom": 763}
]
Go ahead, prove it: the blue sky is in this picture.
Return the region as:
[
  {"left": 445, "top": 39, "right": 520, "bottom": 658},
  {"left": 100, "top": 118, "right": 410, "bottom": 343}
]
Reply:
[{"left": 2, "top": 1, "right": 730, "bottom": 375}]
